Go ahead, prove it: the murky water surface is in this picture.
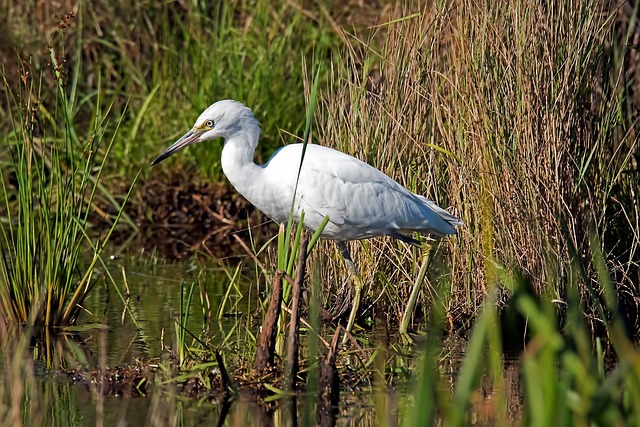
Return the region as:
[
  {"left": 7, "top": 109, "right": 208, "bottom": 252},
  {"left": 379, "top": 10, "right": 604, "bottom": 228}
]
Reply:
[
  {"left": 79, "top": 256, "right": 250, "bottom": 366},
  {"left": 0, "top": 253, "right": 522, "bottom": 426}
]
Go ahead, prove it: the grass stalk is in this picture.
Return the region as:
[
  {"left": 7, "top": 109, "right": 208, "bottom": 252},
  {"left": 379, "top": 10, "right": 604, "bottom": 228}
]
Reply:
[{"left": 0, "top": 53, "right": 136, "bottom": 328}]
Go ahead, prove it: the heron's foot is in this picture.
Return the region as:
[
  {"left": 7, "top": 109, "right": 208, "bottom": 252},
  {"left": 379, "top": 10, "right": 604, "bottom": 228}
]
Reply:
[
  {"left": 402, "top": 329, "right": 428, "bottom": 347},
  {"left": 400, "top": 331, "right": 414, "bottom": 346}
]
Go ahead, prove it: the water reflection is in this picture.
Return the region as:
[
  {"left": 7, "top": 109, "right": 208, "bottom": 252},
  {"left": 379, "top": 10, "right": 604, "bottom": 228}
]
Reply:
[
  {"left": 78, "top": 257, "right": 251, "bottom": 366},
  {"left": 0, "top": 256, "right": 525, "bottom": 426}
]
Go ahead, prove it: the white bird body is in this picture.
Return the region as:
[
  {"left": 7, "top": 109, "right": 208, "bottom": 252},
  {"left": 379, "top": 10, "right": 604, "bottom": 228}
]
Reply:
[
  {"left": 152, "top": 99, "right": 462, "bottom": 337},
  {"left": 153, "top": 99, "right": 461, "bottom": 242},
  {"left": 223, "top": 142, "right": 458, "bottom": 241}
]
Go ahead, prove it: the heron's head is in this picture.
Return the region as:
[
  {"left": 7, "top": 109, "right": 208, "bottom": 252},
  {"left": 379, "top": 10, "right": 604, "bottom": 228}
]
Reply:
[{"left": 151, "top": 100, "right": 260, "bottom": 165}]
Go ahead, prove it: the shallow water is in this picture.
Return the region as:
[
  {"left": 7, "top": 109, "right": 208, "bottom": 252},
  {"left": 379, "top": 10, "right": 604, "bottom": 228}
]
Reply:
[
  {"left": 77, "top": 256, "right": 250, "bottom": 366},
  {"left": 0, "top": 252, "right": 523, "bottom": 426}
]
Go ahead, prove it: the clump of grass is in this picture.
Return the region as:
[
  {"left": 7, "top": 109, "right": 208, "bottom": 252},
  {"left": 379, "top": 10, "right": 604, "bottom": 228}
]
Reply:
[
  {"left": 174, "top": 281, "right": 196, "bottom": 367},
  {"left": 318, "top": 0, "right": 639, "bottom": 333},
  {"left": 1, "top": 0, "right": 342, "bottom": 181},
  {"left": 0, "top": 46, "right": 135, "bottom": 328}
]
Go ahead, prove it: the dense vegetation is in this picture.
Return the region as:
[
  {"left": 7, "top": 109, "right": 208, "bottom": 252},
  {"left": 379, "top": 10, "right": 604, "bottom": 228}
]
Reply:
[{"left": 0, "top": 0, "right": 639, "bottom": 424}]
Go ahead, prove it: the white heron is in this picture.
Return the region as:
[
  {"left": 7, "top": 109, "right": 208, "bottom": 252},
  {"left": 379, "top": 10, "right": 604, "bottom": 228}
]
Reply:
[{"left": 152, "top": 100, "right": 462, "bottom": 339}]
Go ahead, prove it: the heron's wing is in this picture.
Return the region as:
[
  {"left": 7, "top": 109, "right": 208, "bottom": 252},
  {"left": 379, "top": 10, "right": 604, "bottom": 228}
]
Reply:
[
  {"left": 263, "top": 144, "right": 382, "bottom": 225},
  {"left": 294, "top": 145, "right": 416, "bottom": 227},
  {"left": 264, "top": 144, "right": 458, "bottom": 237}
]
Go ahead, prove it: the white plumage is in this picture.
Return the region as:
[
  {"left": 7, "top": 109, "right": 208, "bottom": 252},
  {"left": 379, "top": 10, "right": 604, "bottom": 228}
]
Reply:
[
  {"left": 152, "top": 100, "right": 461, "bottom": 241},
  {"left": 152, "top": 99, "right": 462, "bottom": 337}
]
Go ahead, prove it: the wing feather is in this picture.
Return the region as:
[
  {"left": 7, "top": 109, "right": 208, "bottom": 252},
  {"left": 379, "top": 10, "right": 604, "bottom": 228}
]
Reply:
[{"left": 261, "top": 143, "right": 460, "bottom": 239}]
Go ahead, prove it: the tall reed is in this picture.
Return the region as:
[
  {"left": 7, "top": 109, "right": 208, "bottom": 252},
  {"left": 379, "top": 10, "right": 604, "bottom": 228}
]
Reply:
[
  {"left": 318, "top": 0, "right": 639, "bottom": 332},
  {"left": 0, "top": 48, "right": 135, "bottom": 328}
]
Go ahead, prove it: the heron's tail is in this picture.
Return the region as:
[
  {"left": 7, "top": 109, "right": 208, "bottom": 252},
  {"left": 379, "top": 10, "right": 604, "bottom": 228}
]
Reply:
[{"left": 418, "top": 196, "right": 464, "bottom": 228}]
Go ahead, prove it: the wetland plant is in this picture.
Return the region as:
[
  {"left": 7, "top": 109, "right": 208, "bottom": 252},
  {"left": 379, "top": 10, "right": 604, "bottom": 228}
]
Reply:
[
  {"left": 0, "top": 50, "right": 135, "bottom": 329},
  {"left": 405, "top": 247, "right": 640, "bottom": 426}
]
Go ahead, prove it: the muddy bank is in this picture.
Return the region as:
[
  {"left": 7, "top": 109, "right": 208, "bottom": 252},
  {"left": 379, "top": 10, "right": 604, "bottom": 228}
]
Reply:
[{"left": 128, "top": 174, "right": 278, "bottom": 260}]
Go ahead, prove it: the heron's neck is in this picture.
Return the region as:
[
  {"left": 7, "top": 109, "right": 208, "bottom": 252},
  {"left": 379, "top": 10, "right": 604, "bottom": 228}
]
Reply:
[{"left": 221, "top": 129, "right": 262, "bottom": 196}]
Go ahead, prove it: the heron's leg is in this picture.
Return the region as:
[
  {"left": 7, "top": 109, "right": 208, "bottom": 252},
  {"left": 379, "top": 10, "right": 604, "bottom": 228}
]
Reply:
[
  {"left": 337, "top": 241, "right": 363, "bottom": 343},
  {"left": 399, "top": 241, "right": 434, "bottom": 341}
]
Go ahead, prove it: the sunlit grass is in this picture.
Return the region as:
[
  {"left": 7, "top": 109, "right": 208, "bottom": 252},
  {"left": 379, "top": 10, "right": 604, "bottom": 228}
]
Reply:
[
  {"left": 0, "top": 0, "right": 638, "bottom": 425},
  {"left": 0, "top": 49, "right": 136, "bottom": 328},
  {"left": 318, "top": 0, "right": 639, "bottom": 333},
  {"left": 1, "top": 0, "right": 342, "bottom": 181}
]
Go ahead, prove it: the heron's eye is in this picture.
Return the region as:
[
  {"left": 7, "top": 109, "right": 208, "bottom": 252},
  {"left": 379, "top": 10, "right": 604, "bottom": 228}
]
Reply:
[{"left": 205, "top": 119, "right": 215, "bottom": 128}]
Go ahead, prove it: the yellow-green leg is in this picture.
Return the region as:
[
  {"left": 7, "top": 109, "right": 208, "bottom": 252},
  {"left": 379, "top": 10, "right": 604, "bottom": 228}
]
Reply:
[
  {"left": 399, "top": 241, "right": 433, "bottom": 342},
  {"left": 338, "top": 242, "right": 363, "bottom": 344}
]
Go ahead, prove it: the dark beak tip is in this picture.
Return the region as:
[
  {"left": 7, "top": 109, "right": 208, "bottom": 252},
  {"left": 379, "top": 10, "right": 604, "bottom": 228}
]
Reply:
[
  {"left": 150, "top": 151, "right": 171, "bottom": 166},
  {"left": 151, "top": 130, "right": 197, "bottom": 167}
]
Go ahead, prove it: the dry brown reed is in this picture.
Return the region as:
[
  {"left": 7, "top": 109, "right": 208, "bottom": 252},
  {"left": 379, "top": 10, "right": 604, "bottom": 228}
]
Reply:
[{"left": 317, "top": 0, "right": 639, "bottom": 333}]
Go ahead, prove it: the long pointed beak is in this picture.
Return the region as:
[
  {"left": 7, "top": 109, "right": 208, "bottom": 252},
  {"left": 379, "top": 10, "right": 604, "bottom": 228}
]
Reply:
[{"left": 151, "top": 130, "right": 201, "bottom": 165}]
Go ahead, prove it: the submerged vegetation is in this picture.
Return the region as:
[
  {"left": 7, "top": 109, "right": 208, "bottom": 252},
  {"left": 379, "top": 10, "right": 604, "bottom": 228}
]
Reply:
[{"left": 0, "top": 0, "right": 639, "bottom": 425}]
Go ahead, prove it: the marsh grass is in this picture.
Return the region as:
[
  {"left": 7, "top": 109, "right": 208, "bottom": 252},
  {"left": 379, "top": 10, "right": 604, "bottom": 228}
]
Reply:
[
  {"left": 1, "top": 0, "right": 636, "bottom": 337},
  {"left": 317, "top": 0, "right": 640, "bottom": 333},
  {"left": 1, "top": 0, "right": 342, "bottom": 181},
  {"left": 402, "top": 246, "right": 640, "bottom": 426},
  {"left": 1, "top": 0, "right": 639, "bottom": 424},
  {"left": 174, "top": 281, "right": 195, "bottom": 367},
  {"left": 0, "top": 47, "right": 136, "bottom": 328}
]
